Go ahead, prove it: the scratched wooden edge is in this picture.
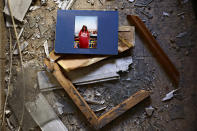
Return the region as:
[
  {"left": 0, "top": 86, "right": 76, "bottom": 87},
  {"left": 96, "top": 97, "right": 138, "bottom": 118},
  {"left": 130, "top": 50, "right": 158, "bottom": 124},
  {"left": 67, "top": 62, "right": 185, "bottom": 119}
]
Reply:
[
  {"left": 44, "top": 58, "right": 150, "bottom": 129},
  {"left": 127, "top": 15, "right": 180, "bottom": 86}
]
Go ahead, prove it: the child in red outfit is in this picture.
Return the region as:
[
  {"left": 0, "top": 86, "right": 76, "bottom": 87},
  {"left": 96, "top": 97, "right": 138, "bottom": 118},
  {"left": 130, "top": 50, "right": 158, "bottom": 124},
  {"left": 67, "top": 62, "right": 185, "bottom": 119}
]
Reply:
[{"left": 78, "top": 25, "right": 90, "bottom": 48}]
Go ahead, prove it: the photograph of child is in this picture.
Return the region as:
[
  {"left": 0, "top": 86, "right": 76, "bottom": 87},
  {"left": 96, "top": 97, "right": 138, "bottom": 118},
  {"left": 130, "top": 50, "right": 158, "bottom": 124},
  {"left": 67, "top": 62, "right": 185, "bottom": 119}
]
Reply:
[
  {"left": 78, "top": 25, "right": 90, "bottom": 48},
  {"left": 74, "top": 16, "right": 98, "bottom": 48}
]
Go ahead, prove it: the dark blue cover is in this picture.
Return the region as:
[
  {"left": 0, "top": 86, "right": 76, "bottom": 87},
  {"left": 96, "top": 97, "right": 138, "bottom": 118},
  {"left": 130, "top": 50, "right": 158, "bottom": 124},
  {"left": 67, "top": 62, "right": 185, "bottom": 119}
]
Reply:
[{"left": 55, "top": 10, "right": 118, "bottom": 55}]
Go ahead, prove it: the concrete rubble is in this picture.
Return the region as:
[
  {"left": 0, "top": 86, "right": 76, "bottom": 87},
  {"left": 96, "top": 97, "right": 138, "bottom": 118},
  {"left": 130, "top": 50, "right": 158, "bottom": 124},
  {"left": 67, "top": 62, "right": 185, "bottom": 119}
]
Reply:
[{"left": 145, "top": 106, "right": 154, "bottom": 116}]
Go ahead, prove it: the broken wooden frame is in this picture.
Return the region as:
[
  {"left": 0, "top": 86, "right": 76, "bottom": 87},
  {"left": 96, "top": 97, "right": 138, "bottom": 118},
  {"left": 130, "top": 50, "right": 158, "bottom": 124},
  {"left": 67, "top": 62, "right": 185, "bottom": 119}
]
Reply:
[
  {"left": 127, "top": 15, "right": 180, "bottom": 85},
  {"left": 44, "top": 59, "right": 150, "bottom": 129}
]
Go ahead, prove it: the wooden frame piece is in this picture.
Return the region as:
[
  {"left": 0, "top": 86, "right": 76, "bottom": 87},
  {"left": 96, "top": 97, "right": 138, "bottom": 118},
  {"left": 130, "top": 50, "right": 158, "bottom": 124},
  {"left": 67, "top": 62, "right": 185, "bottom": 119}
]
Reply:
[
  {"left": 127, "top": 15, "right": 180, "bottom": 85},
  {"left": 45, "top": 59, "right": 150, "bottom": 129}
]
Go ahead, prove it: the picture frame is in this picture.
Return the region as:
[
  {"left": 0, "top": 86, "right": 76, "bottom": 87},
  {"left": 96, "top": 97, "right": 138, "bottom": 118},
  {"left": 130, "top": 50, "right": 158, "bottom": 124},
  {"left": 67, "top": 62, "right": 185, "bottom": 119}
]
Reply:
[{"left": 55, "top": 10, "right": 119, "bottom": 55}]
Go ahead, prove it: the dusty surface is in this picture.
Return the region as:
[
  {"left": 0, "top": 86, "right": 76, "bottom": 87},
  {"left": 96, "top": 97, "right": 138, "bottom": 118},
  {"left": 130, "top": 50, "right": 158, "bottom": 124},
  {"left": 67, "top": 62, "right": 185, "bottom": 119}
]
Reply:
[{"left": 1, "top": 0, "right": 197, "bottom": 131}]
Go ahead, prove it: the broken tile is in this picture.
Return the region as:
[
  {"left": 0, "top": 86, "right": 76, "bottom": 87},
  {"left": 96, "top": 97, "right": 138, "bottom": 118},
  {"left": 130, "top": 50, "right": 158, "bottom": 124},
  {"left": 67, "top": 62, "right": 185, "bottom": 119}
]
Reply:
[
  {"left": 25, "top": 93, "right": 68, "bottom": 131},
  {"left": 66, "top": 56, "right": 132, "bottom": 85},
  {"left": 45, "top": 92, "right": 76, "bottom": 114},
  {"left": 4, "top": 0, "right": 32, "bottom": 22},
  {"left": 37, "top": 71, "right": 61, "bottom": 91},
  {"left": 162, "top": 89, "right": 179, "bottom": 102}
]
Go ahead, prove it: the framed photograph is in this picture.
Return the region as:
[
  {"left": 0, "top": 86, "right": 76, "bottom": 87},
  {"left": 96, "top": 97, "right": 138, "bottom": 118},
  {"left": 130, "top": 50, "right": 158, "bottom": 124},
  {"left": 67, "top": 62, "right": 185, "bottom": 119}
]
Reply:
[
  {"left": 55, "top": 10, "right": 118, "bottom": 55},
  {"left": 74, "top": 16, "right": 98, "bottom": 49}
]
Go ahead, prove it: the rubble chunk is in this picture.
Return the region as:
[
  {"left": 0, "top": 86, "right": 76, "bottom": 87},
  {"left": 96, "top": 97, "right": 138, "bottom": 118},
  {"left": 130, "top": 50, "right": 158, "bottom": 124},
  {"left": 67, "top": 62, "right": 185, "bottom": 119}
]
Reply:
[
  {"left": 163, "top": 12, "right": 170, "bottom": 17},
  {"left": 93, "top": 105, "right": 107, "bottom": 112},
  {"left": 128, "top": 0, "right": 135, "bottom": 3},
  {"left": 162, "top": 89, "right": 179, "bottom": 102},
  {"left": 145, "top": 106, "right": 154, "bottom": 116},
  {"left": 176, "top": 32, "right": 187, "bottom": 38}
]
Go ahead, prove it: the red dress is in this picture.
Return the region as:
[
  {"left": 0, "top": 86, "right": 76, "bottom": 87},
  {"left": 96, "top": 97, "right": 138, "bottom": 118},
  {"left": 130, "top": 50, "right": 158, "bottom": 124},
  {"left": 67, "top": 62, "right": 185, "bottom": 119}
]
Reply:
[{"left": 79, "top": 30, "right": 89, "bottom": 48}]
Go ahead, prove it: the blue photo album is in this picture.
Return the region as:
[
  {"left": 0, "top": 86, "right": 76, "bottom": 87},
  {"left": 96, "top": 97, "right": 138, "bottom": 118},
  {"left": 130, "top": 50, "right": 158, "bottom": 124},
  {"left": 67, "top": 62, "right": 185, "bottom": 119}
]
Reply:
[{"left": 55, "top": 10, "right": 118, "bottom": 55}]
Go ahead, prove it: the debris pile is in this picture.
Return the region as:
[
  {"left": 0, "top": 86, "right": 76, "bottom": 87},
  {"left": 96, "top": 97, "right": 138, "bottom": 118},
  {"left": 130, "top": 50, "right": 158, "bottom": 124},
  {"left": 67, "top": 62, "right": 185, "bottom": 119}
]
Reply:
[{"left": 1, "top": 0, "right": 188, "bottom": 130}]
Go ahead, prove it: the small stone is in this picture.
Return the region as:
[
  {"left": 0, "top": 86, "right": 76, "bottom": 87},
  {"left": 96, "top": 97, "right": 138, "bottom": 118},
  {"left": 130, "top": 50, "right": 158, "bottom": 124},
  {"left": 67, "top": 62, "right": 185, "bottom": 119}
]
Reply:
[
  {"left": 185, "top": 50, "right": 189, "bottom": 56},
  {"left": 95, "top": 90, "right": 101, "bottom": 96},
  {"left": 90, "top": 0, "right": 94, "bottom": 5},
  {"left": 114, "top": 6, "right": 118, "bottom": 10},
  {"left": 41, "top": 0, "right": 47, "bottom": 6},
  {"left": 5, "top": 110, "right": 11, "bottom": 117},
  {"left": 163, "top": 12, "right": 170, "bottom": 17},
  {"left": 128, "top": 0, "right": 135, "bottom": 3},
  {"left": 152, "top": 32, "right": 158, "bottom": 38},
  {"left": 145, "top": 106, "right": 154, "bottom": 116},
  {"left": 176, "top": 32, "right": 187, "bottom": 38},
  {"left": 142, "top": 19, "right": 146, "bottom": 23},
  {"left": 180, "top": 15, "right": 184, "bottom": 19}
]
